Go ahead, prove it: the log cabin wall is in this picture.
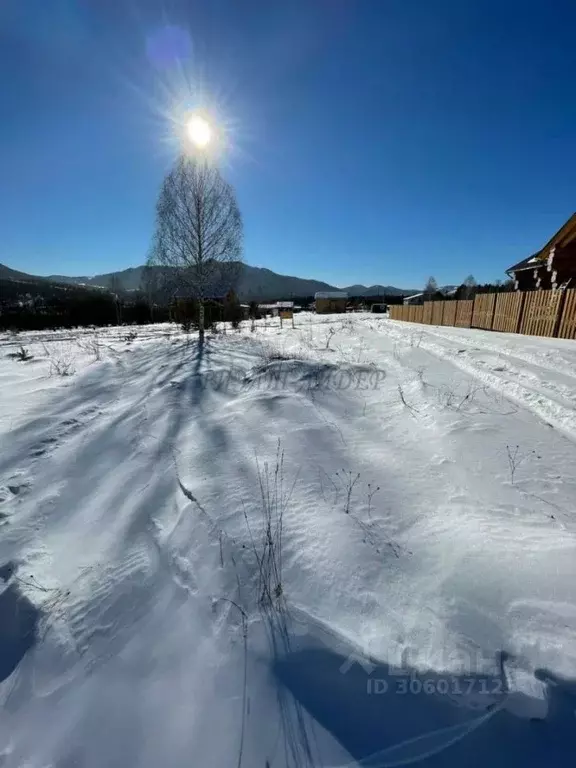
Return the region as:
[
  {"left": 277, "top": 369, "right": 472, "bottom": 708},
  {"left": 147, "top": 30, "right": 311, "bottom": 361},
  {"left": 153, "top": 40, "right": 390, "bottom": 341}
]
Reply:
[{"left": 547, "top": 242, "right": 576, "bottom": 289}]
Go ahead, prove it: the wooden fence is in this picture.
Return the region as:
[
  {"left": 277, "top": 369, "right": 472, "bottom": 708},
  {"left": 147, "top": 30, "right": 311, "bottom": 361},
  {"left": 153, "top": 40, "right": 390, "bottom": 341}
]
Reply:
[
  {"left": 431, "top": 302, "right": 444, "bottom": 326},
  {"left": 389, "top": 288, "right": 576, "bottom": 340},
  {"left": 492, "top": 292, "right": 524, "bottom": 333},
  {"left": 442, "top": 301, "right": 457, "bottom": 327},
  {"left": 471, "top": 293, "right": 496, "bottom": 330},
  {"left": 519, "top": 290, "right": 563, "bottom": 337},
  {"left": 455, "top": 300, "right": 473, "bottom": 328},
  {"left": 558, "top": 290, "right": 576, "bottom": 339}
]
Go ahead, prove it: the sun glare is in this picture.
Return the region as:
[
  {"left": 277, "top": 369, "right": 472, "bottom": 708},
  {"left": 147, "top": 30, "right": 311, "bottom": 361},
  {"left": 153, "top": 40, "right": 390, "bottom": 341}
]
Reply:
[{"left": 187, "top": 115, "right": 212, "bottom": 148}]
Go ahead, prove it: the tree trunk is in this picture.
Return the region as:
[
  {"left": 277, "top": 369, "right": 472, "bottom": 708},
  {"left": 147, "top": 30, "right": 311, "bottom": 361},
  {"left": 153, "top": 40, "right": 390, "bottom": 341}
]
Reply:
[{"left": 198, "top": 300, "right": 205, "bottom": 344}]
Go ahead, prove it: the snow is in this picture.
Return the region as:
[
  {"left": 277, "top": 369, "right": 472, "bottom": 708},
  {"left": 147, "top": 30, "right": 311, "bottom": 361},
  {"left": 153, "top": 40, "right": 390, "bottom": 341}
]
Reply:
[{"left": 1, "top": 315, "right": 576, "bottom": 766}]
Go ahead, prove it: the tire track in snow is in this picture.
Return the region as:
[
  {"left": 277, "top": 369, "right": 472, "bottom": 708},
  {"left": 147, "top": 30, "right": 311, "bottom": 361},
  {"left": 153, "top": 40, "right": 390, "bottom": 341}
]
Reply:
[
  {"left": 383, "top": 324, "right": 576, "bottom": 440},
  {"left": 416, "top": 327, "right": 576, "bottom": 411},
  {"left": 421, "top": 325, "right": 576, "bottom": 383}
]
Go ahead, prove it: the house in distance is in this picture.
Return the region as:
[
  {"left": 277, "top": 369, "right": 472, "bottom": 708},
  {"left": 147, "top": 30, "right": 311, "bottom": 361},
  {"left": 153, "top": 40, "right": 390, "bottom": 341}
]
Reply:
[
  {"left": 314, "top": 291, "right": 348, "bottom": 313},
  {"left": 403, "top": 293, "right": 425, "bottom": 306}
]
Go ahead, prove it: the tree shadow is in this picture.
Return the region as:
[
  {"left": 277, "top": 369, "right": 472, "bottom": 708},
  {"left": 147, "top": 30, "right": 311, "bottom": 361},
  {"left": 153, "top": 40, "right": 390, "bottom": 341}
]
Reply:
[
  {"left": 0, "top": 581, "right": 39, "bottom": 682},
  {"left": 273, "top": 631, "right": 576, "bottom": 766},
  {"left": 0, "top": 561, "right": 15, "bottom": 582},
  {"left": 0, "top": 338, "right": 215, "bottom": 479}
]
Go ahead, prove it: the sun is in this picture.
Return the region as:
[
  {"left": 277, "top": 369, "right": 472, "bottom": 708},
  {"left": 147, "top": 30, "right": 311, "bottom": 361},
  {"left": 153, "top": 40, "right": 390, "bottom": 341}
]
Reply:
[{"left": 186, "top": 114, "right": 212, "bottom": 148}]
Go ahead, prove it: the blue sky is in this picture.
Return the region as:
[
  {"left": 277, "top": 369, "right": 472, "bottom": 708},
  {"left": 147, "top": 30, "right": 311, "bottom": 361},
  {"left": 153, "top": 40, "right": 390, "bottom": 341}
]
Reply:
[{"left": 1, "top": 0, "right": 574, "bottom": 290}]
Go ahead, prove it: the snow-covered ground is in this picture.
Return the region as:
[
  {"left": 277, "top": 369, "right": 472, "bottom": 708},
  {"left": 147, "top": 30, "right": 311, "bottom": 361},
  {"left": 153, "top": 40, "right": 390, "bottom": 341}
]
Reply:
[{"left": 1, "top": 315, "right": 576, "bottom": 767}]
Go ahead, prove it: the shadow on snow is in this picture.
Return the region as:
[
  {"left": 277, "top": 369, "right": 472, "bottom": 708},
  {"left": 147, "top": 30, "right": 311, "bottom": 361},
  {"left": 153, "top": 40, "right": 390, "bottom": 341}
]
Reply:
[
  {"left": 273, "top": 631, "right": 576, "bottom": 767},
  {"left": 0, "top": 572, "right": 39, "bottom": 683}
]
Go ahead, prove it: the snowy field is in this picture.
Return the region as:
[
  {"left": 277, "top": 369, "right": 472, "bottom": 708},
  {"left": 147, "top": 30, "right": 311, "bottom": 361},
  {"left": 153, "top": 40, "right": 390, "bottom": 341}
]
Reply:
[{"left": 1, "top": 314, "right": 576, "bottom": 767}]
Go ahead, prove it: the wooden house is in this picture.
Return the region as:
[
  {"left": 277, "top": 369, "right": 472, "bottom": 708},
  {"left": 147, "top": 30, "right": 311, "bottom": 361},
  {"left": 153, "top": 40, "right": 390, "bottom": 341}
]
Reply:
[
  {"left": 257, "top": 301, "right": 294, "bottom": 317},
  {"left": 506, "top": 212, "right": 576, "bottom": 291},
  {"left": 403, "top": 293, "right": 425, "bottom": 306},
  {"left": 314, "top": 291, "right": 348, "bottom": 314}
]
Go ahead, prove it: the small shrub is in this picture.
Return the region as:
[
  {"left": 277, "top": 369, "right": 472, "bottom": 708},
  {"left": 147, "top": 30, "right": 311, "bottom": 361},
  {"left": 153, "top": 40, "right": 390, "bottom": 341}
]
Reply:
[
  {"left": 12, "top": 345, "right": 33, "bottom": 361},
  {"left": 50, "top": 358, "right": 76, "bottom": 377},
  {"left": 324, "top": 327, "right": 337, "bottom": 349},
  {"left": 77, "top": 333, "right": 101, "bottom": 361},
  {"left": 43, "top": 342, "right": 76, "bottom": 377},
  {"left": 334, "top": 469, "right": 361, "bottom": 514},
  {"left": 243, "top": 442, "right": 296, "bottom": 607},
  {"left": 253, "top": 343, "right": 292, "bottom": 373}
]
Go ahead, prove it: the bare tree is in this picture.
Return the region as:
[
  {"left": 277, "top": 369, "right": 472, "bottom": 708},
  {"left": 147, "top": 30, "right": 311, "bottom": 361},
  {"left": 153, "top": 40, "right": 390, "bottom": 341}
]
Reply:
[
  {"left": 462, "top": 274, "right": 477, "bottom": 299},
  {"left": 148, "top": 156, "right": 243, "bottom": 343},
  {"left": 424, "top": 276, "right": 438, "bottom": 294}
]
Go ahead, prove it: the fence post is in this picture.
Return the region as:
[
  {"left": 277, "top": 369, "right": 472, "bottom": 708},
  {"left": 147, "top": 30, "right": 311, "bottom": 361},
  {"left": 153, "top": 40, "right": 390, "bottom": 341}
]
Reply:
[
  {"left": 488, "top": 293, "right": 497, "bottom": 331},
  {"left": 552, "top": 289, "right": 567, "bottom": 338},
  {"left": 515, "top": 291, "right": 526, "bottom": 334}
]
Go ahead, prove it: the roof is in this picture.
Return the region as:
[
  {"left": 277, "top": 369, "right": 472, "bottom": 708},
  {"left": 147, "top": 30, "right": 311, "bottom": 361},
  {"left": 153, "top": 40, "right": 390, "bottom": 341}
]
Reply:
[
  {"left": 403, "top": 293, "right": 424, "bottom": 301},
  {"left": 506, "top": 254, "right": 542, "bottom": 275},
  {"left": 314, "top": 291, "right": 348, "bottom": 299},
  {"left": 535, "top": 211, "right": 576, "bottom": 256},
  {"left": 506, "top": 212, "right": 576, "bottom": 274}
]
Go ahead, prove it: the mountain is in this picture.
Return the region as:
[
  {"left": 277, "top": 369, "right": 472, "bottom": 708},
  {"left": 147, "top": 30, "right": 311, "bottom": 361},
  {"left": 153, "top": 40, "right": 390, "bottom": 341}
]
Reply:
[
  {"left": 341, "top": 284, "right": 416, "bottom": 297},
  {"left": 238, "top": 266, "right": 338, "bottom": 300},
  {"left": 0, "top": 263, "right": 101, "bottom": 304},
  {"left": 48, "top": 267, "right": 145, "bottom": 292},
  {"left": 49, "top": 265, "right": 338, "bottom": 298},
  {"left": 47, "top": 264, "right": 336, "bottom": 298},
  {"left": 0, "top": 264, "right": 49, "bottom": 283},
  {"left": 46, "top": 264, "right": 417, "bottom": 300}
]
